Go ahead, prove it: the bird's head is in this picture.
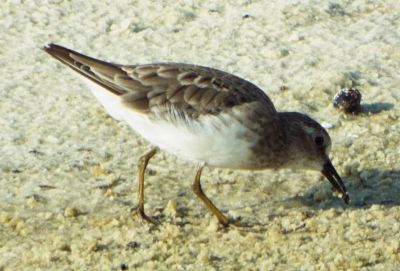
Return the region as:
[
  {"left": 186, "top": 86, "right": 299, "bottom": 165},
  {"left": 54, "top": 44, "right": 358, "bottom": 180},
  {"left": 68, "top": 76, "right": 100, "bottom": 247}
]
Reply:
[{"left": 279, "top": 112, "right": 349, "bottom": 204}]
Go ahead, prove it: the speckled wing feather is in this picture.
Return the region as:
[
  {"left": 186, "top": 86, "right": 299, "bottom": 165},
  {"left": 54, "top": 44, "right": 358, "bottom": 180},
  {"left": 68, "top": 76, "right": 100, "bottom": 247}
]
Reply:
[{"left": 43, "top": 43, "right": 277, "bottom": 120}]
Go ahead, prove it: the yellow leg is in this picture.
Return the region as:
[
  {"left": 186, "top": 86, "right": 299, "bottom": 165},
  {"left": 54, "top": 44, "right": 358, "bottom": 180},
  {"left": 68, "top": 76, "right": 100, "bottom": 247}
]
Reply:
[
  {"left": 135, "top": 147, "right": 158, "bottom": 223},
  {"left": 192, "top": 165, "right": 229, "bottom": 226}
]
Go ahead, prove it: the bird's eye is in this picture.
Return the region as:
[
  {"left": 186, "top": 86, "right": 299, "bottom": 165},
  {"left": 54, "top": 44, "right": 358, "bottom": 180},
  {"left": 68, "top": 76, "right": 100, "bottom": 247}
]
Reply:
[{"left": 314, "top": 136, "right": 324, "bottom": 146}]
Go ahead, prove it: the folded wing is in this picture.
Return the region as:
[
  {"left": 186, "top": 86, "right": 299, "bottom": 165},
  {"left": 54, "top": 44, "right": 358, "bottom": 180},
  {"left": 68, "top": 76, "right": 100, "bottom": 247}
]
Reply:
[{"left": 43, "top": 43, "right": 277, "bottom": 121}]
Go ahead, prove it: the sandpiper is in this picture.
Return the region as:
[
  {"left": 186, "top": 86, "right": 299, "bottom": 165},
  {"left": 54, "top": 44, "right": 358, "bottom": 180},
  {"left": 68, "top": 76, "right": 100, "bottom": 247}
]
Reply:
[{"left": 43, "top": 43, "right": 349, "bottom": 226}]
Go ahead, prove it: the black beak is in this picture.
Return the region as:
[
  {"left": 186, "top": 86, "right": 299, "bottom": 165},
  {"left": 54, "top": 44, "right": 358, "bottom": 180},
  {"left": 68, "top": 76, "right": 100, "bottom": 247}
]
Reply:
[{"left": 321, "top": 160, "right": 350, "bottom": 204}]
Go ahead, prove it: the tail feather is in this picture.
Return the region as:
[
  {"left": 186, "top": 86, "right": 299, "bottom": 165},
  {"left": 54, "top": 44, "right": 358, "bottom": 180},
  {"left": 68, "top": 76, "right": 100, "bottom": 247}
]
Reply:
[{"left": 42, "top": 43, "right": 125, "bottom": 95}]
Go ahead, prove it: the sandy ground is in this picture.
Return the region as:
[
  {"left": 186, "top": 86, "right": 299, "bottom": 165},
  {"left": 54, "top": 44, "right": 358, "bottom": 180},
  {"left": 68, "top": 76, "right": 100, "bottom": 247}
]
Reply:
[{"left": 1, "top": 0, "right": 400, "bottom": 270}]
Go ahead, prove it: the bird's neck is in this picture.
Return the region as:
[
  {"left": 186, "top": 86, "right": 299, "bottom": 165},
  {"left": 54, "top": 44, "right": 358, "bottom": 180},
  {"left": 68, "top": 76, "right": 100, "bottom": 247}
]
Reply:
[{"left": 275, "top": 112, "right": 308, "bottom": 168}]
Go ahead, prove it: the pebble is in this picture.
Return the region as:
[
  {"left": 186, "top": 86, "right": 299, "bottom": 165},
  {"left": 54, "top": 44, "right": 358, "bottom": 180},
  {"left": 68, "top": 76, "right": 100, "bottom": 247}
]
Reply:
[
  {"left": 333, "top": 87, "right": 362, "bottom": 113},
  {"left": 64, "top": 207, "right": 79, "bottom": 217}
]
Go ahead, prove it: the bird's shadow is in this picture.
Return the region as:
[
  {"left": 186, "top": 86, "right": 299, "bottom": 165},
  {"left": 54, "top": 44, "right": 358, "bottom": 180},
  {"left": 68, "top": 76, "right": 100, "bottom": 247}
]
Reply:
[
  {"left": 361, "top": 102, "right": 394, "bottom": 114},
  {"left": 286, "top": 168, "right": 400, "bottom": 211}
]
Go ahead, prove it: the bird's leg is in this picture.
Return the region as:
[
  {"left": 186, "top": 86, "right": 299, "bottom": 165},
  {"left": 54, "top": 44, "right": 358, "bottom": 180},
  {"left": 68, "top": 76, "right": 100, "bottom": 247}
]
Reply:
[
  {"left": 135, "top": 147, "right": 158, "bottom": 224},
  {"left": 192, "top": 164, "right": 229, "bottom": 227}
]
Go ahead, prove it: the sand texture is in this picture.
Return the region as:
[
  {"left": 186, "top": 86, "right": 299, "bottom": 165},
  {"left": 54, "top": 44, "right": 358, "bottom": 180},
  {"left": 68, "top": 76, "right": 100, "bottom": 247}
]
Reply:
[{"left": 1, "top": 0, "right": 399, "bottom": 270}]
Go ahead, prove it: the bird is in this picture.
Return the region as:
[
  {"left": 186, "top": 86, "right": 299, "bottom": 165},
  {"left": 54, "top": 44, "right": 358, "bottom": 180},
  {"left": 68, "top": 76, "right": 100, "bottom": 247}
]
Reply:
[{"left": 42, "top": 43, "right": 349, "bottom": 227}]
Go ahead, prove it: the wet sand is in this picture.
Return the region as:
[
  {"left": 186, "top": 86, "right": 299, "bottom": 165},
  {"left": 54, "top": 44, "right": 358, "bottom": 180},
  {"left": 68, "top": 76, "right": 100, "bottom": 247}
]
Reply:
[{"left": 1, "top": 0, "right": 399, "bottom": 270}]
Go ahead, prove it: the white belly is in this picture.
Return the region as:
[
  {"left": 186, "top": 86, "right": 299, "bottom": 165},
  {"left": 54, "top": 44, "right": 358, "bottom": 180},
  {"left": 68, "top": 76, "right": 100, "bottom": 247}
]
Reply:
[
  {"left": 83, "top": 79, "right": 258, "bottom": 168},
  {"left": 123, "top": 109, "right": 258, "bottom": 168}
]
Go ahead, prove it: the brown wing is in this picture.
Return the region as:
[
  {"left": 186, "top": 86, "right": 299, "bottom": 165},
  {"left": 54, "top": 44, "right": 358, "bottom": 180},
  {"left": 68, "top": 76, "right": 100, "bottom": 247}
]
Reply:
[{"left": 43, "top": 43, "right": 277, "bottom": 119}]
